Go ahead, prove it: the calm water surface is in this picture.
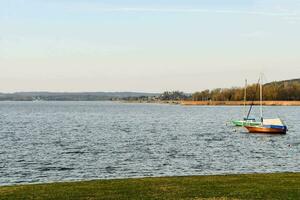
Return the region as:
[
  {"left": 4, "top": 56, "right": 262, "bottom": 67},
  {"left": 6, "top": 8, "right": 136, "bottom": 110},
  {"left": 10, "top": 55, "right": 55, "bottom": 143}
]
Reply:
[{"left": 0, "top": 101, "right": 299, "bottom": 185}]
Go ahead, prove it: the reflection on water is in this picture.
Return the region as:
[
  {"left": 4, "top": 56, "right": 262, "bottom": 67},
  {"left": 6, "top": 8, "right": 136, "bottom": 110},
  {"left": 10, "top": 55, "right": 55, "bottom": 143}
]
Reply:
[{"left": 0, "top": 101, "right": 299, "bottom": 185}]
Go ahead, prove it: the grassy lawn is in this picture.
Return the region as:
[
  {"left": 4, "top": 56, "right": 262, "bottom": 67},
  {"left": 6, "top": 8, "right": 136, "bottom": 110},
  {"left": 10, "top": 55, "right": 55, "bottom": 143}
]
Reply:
[{"left": 0, "top": 173, "right": 299, "bottom": 200}]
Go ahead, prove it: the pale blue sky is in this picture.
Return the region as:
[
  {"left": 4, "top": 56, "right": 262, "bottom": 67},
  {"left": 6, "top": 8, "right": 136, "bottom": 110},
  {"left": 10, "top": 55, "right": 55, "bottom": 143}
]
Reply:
[{"left": 1, "top": 0, "right": 300, "bottom": 92}]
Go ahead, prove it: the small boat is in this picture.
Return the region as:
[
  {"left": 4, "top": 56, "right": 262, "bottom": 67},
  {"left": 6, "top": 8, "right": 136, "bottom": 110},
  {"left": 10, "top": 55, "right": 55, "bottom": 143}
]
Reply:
[
  {"left": 245, "top": 118, "right": 287, "bottom": 134},
  {"left": 244, "top": 74, "right": 288, "bottom": 134},
  {"left": 232, "top": 118, "right": 261, "bottom": 127}
]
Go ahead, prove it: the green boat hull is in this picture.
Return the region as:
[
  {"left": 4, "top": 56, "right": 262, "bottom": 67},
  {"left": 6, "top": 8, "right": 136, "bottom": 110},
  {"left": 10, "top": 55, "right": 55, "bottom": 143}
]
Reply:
[{"left": 232, "top": 120, "right": 261, "bottom": 127}]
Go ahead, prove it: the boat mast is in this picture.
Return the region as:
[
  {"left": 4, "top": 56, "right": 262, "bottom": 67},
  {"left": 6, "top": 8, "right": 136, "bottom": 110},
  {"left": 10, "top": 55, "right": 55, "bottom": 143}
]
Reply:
[
  {"left": 246, "top": 77, "right": 261, "bottom": 120},
  {"left": 244, "top": 79, "right": 247, "bottom": 118},
  {"left": 260, "top": 73, "right": 263, "bottom": 122}
]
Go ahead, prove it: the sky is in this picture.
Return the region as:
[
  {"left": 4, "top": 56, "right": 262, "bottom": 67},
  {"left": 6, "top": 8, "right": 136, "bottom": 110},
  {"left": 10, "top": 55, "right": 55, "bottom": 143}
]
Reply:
[{"left": 1, "top": 0, "right": 300, "bottom": 93}]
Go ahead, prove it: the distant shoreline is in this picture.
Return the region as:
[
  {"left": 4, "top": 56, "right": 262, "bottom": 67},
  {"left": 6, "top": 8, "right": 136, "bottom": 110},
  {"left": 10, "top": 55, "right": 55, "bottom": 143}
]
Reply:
[
  {"left": 2, "top": 100, "right": 300, "bottom": 106},
  {"left": 122, "top": 100, "right": 300, "bottom": 106},
  {"left": 180, "top": 100, "right": 300, "bottom": 106}
]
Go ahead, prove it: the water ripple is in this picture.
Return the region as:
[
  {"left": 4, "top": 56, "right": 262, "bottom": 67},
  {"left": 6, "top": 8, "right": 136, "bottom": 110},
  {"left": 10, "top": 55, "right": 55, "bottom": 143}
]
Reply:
[{"left": 0, "top": 101, "right": 299, "bottom": 186}]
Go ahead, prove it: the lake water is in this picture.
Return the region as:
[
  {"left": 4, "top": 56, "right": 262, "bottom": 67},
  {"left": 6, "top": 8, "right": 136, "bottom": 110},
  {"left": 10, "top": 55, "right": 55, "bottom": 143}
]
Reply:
[{"left": 0, "top": 101, "right": 299, "bottom": 186}]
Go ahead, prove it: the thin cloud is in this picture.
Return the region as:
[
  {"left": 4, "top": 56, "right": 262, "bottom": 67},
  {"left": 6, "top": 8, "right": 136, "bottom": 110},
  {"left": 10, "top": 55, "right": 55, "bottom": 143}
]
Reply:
[
  {"left": 68, "top": 6, "right": 298, "bottom": 17},
  {"left": 242, "top": 31, "right": 269, "bottom": 39},
  {"left": 284, "top": 16, "right": 300, "bottom": 21}
]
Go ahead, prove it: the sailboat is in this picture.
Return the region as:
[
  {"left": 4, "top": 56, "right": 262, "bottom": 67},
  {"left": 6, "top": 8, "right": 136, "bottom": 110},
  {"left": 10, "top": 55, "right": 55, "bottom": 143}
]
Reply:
[
  {"left": 244, "top": 74, "right": 288, "bottom": 134},
  {"left": 232, "top": 79, "right": 261, "bottom": 127}
]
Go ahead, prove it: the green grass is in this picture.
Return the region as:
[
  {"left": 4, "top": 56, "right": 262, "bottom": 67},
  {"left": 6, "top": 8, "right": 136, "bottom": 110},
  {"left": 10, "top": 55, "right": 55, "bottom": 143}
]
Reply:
[{"left": 0, "top": 173, "right": 300, "bottom": 200}]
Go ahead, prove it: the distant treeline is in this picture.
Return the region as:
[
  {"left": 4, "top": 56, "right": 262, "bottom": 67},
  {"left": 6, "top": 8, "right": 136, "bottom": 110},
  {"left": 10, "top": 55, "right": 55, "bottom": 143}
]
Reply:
[
  {"left": 159, "top": 91, "right": 191, "bottom": 101},
  {"left": 127, "top": 78, "right": 300, "bottom": 102},
  {"left": 129, "top": 78, "right": 300, "bottom": 102},
  {"left": 121, "top": 91, "right": 191, "bottom": 102},
  {"left": 192, "top": 79, "right": 300, "bottom": 101}
]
